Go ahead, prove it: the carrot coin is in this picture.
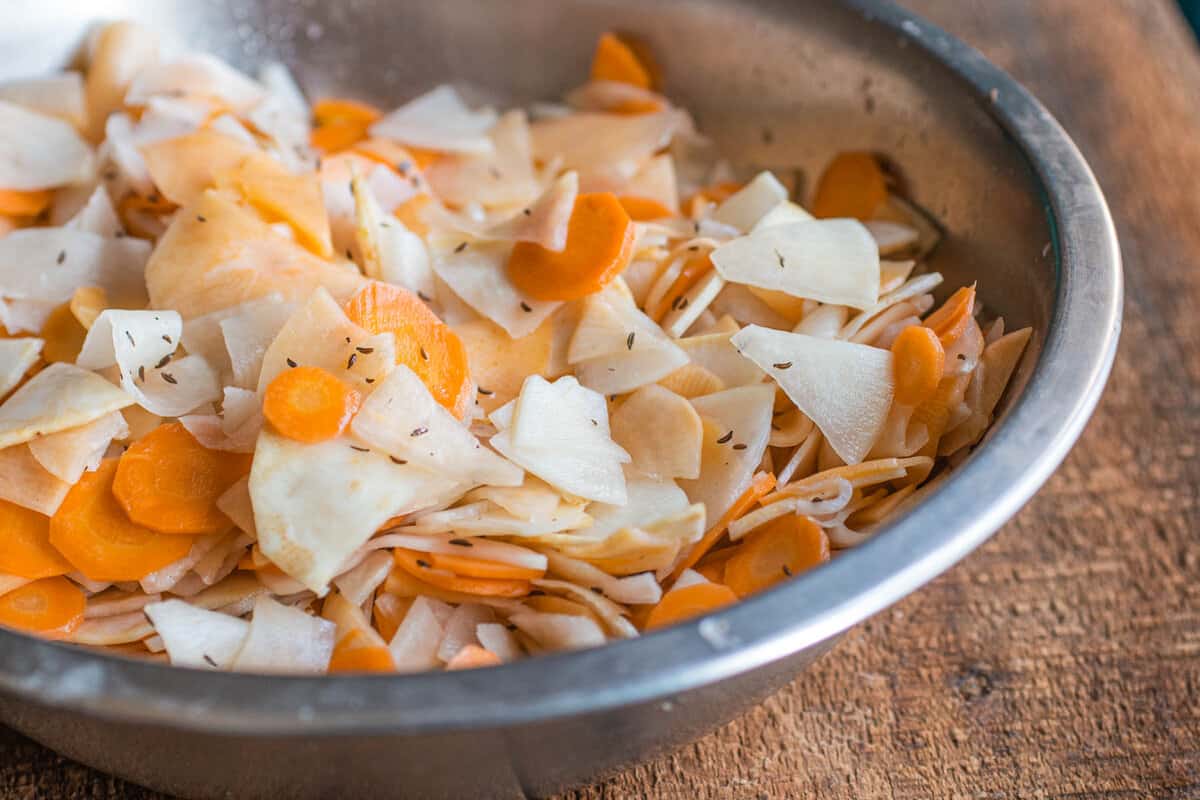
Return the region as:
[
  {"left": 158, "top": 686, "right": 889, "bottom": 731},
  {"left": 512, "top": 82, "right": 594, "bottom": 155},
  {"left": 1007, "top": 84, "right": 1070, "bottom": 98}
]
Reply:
[
  {"left": 49, "top": 460, "right": 196, "bottom": 582},
  {"left": 891, "top": 325, "right": 946, "bottom": 406},
  {"left": 812, "top": 152, "right": 889, "bottom": 220},
  {"left": 506, "top": 192, "right": 635, "bottom": 302},
  {"left": 0, "top": 576, "right": 85, "bottom": 637},
  {"left": 590, "top": 32, "right": 653, "bottom": 89},
  {"left": 343, "top": 282, "right": 472, "bottom": 418},
  {"left": 645, "top": 582, "right": 738, "bottom": 630},
  {"left": 724, "top": 515, "right": 830, "bottom": 598},
  {"left": 0, "top": 500, "right": 72, "bottom": 579},
  {"left": 263, "top": 366, "right": 362, "bottom": 444},
  {"left": 113, "top": 422, "right": 253, "bottom": 534}
]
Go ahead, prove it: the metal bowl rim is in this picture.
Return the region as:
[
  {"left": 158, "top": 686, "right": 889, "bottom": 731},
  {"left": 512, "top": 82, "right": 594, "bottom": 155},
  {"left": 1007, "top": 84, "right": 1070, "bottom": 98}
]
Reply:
[{"left": 0, "top": 0, "right": 1122, "bottom": 736}]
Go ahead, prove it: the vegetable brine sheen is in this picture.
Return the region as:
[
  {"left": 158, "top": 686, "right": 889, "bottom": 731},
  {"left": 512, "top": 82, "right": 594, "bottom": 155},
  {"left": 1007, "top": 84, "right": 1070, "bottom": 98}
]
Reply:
[{"left": 0, "top": 23, "right": 1031, "bottom": 673}]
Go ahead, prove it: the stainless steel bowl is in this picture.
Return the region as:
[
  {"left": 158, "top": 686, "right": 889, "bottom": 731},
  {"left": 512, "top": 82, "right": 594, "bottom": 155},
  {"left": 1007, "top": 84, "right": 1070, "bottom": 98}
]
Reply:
[{"left": 0, "top": 1, "right": 1121, "bottom": 797}]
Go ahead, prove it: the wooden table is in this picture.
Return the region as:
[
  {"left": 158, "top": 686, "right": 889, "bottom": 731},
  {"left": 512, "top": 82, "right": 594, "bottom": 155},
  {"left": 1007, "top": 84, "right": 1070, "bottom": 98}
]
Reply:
[{"left": 3, "top": 1, "right": 1198, "bottom": 797}]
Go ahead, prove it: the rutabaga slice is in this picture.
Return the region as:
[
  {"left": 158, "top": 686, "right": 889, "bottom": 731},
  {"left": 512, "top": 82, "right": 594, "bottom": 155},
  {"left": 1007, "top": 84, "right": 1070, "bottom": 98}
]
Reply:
[
  {"left": 250, "top": 428, "right": 466, "bottom": 594},
  {"left": 370, "top": 85, "right": 497, "bottom": 156},
  {"left": 0, "top": 100, "right": 93, "bottom": 190},
  {"left": 567, "top": 288, "right": 687, "bottom": 395},
  {"left": 452, "top": 317, "right": 553, "bottom": 414},
  {"left": 425, "top": 110, "right": 540, "bottom": 209},
  {"left": 77, "top": 309, "right": 220, "bottom": 417},
  {"left": 530, "top": 110, "right": 686, "bottom": 189},
  {"left": 430, "top": 237, "right": 559, "bottom": 339},
  {"left": 0, "top": 338, "right": 42, "bottom": 398},
  {"left": 218, "top": 298, "right": 297, "bottom": 389},
  {"left": 351, "top": 364, "right": 523, "bottom": 487},
  {"left": 231, "top": 595, "right": 337, "bottom": 674},
  {"left": 582, "top": 470, "right": 692, "bottom": 541},
  {"left": 256, "top": 287, "right": 386, "bottom": 393},
  {"left": 0, "top": 444, "right": 72, "bottom": 515},
  {"left": 484, "top": 170, "right": 578, "bottom": 252},
  {"left": 490, "top": 375, "right": 629, "bottom": 505},
  {"left": 144, "top": 598, "right": 250, "bottom": 670},
  {"left": 676, "top": 330, "right": 765, "bottom": 388},
  {"left": 676, "top": 384, "right": 775, "bottom": 523},
  {"left": 507, "top": 611, "right": 607, "bottom": 651},
  {"left": 0, "top": 72, "right": 85, "bottom": 128},
  {"left": 750, "top": 201, "right": 815, "bottom": 232},
  {"left": 731, "top": 325, "right": 894, "bottom": 464},
  {"left": 0, "top": 363, "right": 133, "bottom": 450},
  {"left": 351, "top": 170, "right": 436, "bottom": 299},
  {"left": 711, "top": 171, "right": 788, "bottom": 232},
  {"left": 527, "top": 503, "right": 704, "bottom": 577},
  {"left": 125, "top": 54, "right": 266, "bottom": 112},
  {"left": 390, "top": 595, "right": 450, "bottom": 672},
  {"left": 0, "top": 228, "right": 149, "bottom": 307},
  {"left": 65, "top": 186, "right": 123, "bottom": 237},
  {"left": 610, "top": 385, "right": 703, "bottom": 480},
  {"left": 710, "top": 218, "right": 880, "bottom": 310},
  {"left": 27, "top": 410, "right": 128, "bottom": 484}
]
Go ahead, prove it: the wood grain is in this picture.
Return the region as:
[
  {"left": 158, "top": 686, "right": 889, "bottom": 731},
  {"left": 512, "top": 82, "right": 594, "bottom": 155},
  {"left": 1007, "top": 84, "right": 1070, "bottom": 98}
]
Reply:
[{"left": 3, "top": 1, "right": 1198, "bottom": 798}]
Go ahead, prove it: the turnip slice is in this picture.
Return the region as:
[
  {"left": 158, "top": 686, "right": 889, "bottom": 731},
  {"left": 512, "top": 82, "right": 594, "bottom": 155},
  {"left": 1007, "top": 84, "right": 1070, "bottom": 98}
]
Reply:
[
  {"left": 611, "top": 385, "right": 703, "bottom": 480},
  {"left": 145, "top": 599, "right": 249, "bottom": 670},
  {"left": 731, "top": 325, "right": 894, "bottom": 464},
  {"left": 711, "top": 218, "right": 880, "bottom": 310},
  {"left": 370, "top": 85, "right": 497, "bottom": 156},
  {"left": 231, "top": 595, "right": 336, "bottom": 674},
  {"left": 712, "top": 171, "right": 788, "bottom": 232}
]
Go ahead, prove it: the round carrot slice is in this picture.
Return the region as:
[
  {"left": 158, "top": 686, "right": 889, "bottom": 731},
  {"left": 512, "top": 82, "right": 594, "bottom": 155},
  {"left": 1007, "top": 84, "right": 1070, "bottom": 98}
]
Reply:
[
  {"left": 812, "top": 152, "right": 889, "bottom": 220},
  {"left": 724, "top": 515, "right": 830, "bottom": 598},
  {"left": 0, "top": 576, "right": 85, "bottom": 637},
  {"left": 590, "top": 32, "right": 653, "bottom": 90},
  {"left": 112, "top": 422, "right": 253, "bottom": 535},
  {"left": 0, "top": 500, "right": 72, "bottom": 579},
  {"left": 49, "top": 459, "right": 196, "bottom": 582},
  {"left": 393, "top": 549, "right": 531, "bottom": 598},
  {"left": 891, "top": 325, "right": 946, "bottom": 406},
  {"left": 343, "top": 282, "right": 472, "bottom": 418},
  {"left": 507, "top": 192, "right": 635, "bottom": 302},
  {"left": 618, "top": 195, "right": 674, "bottom": 222},
  {"left": 427, "top": 551, "right": 545, "bottom": 581},
  {"left": 263, "top": 366, "right": 363, "bottom": 444},
  {"left": 644, "top": 582, "right": 738, "bottom": 630},
  {"left": 923, "top": 285, "right": 977, "bottom": 346}
]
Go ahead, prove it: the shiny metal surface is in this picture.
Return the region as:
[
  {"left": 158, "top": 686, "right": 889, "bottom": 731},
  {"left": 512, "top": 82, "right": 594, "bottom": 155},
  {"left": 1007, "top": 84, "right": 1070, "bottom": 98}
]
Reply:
[{"left": 0, "top": 1, "right": 1121, "bottom": 798}]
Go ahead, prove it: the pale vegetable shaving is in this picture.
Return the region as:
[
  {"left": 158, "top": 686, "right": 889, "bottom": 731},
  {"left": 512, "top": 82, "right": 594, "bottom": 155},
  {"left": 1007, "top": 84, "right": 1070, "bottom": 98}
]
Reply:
[{"left": 0, "top": 24, "right": 1031, "bottom": 673}]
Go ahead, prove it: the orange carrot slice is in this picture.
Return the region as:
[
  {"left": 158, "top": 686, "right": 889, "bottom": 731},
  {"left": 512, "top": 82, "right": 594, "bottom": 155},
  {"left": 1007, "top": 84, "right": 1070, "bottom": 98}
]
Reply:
[
  {"left": 343, "top": 282, "right": 472, "bottom": 418},
  {"left": 116, "top": 191, "right": 179, "bottom": 239},
  {"left": 393, "top": 549, "right": 532, "bottom": 598},
  {"left": 506, "top": 192, "right": 635, "bottom": 302},
  {"left": 0, "top": 500, "right": 72, "bottom": 580},
  {"left": 310, "top": 98, "right": 381, "bottom": 154},
  {"left": 923, "top": 285, "right": 976, "bottom": 346},
  {"left": 645, "top": 582, "right": 738, "bottom": 630},
  {"left": 112, "top": 422, "right": 252, "bottom": 535},
  {"left": 0, "top": 189, "right": 52, "bottom": 218},
  {"left": 618, "top": 195, "right": 674, "bottom": 222},
  {"left": 590, "top": 32, "right": 653, "bottom": 90},
  {"left": 328, "top": 629, "right": 395, "bottom": 673},
  {"left": 0, "top": 576, "right": 85, "bottom": 637},
  {"left": 694, "top": 545, "right": 739, "bottom": 585},
  {"left": 812, "top": 152, "right": 889, "bottom": 220},
  {"left": 427, "top": 551, "right": 545, "bottom": 581},
  {"left": 39, "top": 303, "right": 87, "bottom": 364},
  {"left": 49, "top": 460, "right": 196, "bottom": 581},
  {"left": 445, "top": 643, "right": 503, "bottom": 670},
  {"left": 670, "top": 471, "right": 777, "bottom": 581},
  {"left": 263, "top": 365, "right": 363, "bottom": 444},
  {"left": 723, "top": 515, "right": 829, "bottom": 598},
  {"left": 891, "top": 325, "right": 946, "bottom": 406}
]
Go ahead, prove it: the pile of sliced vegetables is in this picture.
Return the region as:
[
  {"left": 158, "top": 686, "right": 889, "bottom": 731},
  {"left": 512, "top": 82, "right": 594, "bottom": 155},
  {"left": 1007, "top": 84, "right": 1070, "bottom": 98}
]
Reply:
[{"left": 0, "top": 24, "right": 1032, "bottom": 673}]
